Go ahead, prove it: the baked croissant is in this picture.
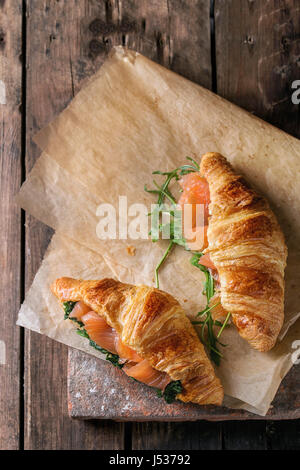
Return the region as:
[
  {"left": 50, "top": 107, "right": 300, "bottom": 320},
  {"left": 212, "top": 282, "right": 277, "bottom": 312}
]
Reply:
[
  {"left": 51, "top": 277, "right": 224, "bottom": 406},
  {"left": 200, "top": 152, "right": 287, "bottom": 352}
]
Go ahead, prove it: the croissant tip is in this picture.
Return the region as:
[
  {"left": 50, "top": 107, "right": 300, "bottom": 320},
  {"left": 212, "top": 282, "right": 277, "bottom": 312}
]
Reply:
[
  {"left": 50, "top": 277, "right": 74, "bottom": 297},
  {"left": 251, "top": 337, "right": 277, "bottom": 352},
  {"left": 201, "top": 151, "right": 223, "bottom": 159},
  {"left": 212, "top": 387, "right": 224, "bottom": 406},
  {"left": 200, "top": 152, "right": 227, "bottom": 176}
]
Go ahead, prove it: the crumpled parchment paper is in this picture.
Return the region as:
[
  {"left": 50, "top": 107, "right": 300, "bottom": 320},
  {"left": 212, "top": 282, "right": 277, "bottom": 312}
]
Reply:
[{"left": 17, "top": 46, "right": 300, "bottom": 416}]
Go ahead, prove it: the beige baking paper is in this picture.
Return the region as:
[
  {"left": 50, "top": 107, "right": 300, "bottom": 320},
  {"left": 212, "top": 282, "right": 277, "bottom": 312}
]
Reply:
[
  {"left": 17, "top": 231, "right": 300, "bottom": 416},
  {"left": 17, "top": 46, "right": 300, "bottom": 415}
]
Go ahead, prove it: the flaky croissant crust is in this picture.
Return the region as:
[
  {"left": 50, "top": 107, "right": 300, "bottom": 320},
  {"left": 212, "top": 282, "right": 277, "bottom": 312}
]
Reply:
[
  {"left": 51, "top": 277, "right": 224, "bottom": 406},
  {"left": 201, "top": 152, "right": 287, "bottom": 352}
]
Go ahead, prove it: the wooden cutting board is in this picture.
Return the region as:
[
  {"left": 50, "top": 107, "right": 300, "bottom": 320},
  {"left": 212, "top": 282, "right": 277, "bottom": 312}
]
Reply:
[{"left": 68, "top": 348, "right": 300, "bottom": 421}]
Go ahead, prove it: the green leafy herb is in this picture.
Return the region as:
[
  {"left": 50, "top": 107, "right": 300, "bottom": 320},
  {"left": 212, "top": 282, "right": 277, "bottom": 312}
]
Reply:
[
  {"left": 144, "top": 158, "right": 231, "bottom": 365},
  {"left": 156, "top": 380, "right": 183, "bottom": 404},
  {"left": 145, "top": 157, "right": 199, "bottom": 288},
  {"left": 154, "top": 240, "right": 174, "bottom": 289},
  {"left": 190, "top": 254, "right": 231, "bottom": 366},
  {"left": 64, "top": 310, "right": 123, "bottom": 369},
  {"left": 76, "top": 328, "right": 90, "bottom": 339},
  {"left": 190, "top": 253, "right": 214, "bottom": 301},
  {"left": 145, "top": 157, "right": 199, "bottom": 206},
  {"left": 150, "top": 205, "right": 190, "bottom": 288},
  {"left": 217, "top": 312, "right": 231, "bottom": 338},
  {"left": 76, "top": 328, "right": 123, "bottom": 369},
  {"left": 64, "top": 303, "right": 183, "bottom": 401}
]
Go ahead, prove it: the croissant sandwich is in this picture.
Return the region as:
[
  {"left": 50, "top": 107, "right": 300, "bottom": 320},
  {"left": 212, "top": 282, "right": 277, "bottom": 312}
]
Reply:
[
  {"left": 179, "top": 152, "right": 287, "bottom": 352},
  {"left": 51, "top": 277, "right": 224, "bottom": 406}
]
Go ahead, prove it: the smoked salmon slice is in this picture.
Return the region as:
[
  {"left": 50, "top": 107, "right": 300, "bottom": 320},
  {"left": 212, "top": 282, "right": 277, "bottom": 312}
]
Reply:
[
  {"left": 81, "top": 310, "right": 142, "bottom": 361},
  {"left": 198, "top": 254, "right": 220, "bottom": 287},
  {"left": 115, "top": 337, "right": 143, "bottom": 363},
  {"left": 70, "top": 301, "right": 92, "bottom": 320},
  {"left": 184, "top": 224, "right": 208, "bottom": 251},
  {"left": 82, "top": 311, "right": 119, "bottom": 354},
  {"left": 198, "top": 253, "right": 216, "bottom": 270},
  {"left": 178, "top": 173, "right": 210, "bottom": 250},
  {"left": 178, "top": 173, "right": 210, "bottom": 226},
  {"left": 123, "top": 360, "right": 171, "bottom": 390},
  {"left": 80, "top": 306, "right": 171, "bottom": 389}
]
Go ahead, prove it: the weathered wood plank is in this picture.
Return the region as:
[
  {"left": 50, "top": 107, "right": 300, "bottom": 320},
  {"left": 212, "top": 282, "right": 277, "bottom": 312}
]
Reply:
[
  {"left": 79, "top": 0, "right": 212, "bottom": 88},
  {"left": 223, "top": 422, "right": 267, "bottom": 450},
  {"left": 0, "top": 0, "right": 22, "bottom": 450},
  {"left": 68, "top": 351, "right": 300, "bottom": 421},
  {"left": 61, "top": 0, "right": 218, "bottom": 450},
  {"left": 24, "top": 0, "right": 124, "bottom": 450},
  {"left": 266, "top": 420, "right": 300, "bottom": 450},
  {"left": 71, "top": 0, "right": 219, "bottom": 450},
  {"left": 215, "top": 0, "right": 300, "bottom": 449},
  {"left": 215, "top": 0, "right": 300, "bottom": 138},
  {"left": 132, "top": 422, "right": 222, "bottom": 450},
  {"left": 121, "top": 0, "right": 217, "bottom": 449}
]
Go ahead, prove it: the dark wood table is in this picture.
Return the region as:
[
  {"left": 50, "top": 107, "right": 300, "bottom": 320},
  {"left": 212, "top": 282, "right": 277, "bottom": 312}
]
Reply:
[{"left": 1, "top": 0, "right": 300, "bottom": 450}]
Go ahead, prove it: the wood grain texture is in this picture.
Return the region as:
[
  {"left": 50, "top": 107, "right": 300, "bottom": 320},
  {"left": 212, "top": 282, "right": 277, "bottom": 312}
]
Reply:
[
  {"left": 0, "top": 0, "right": 22, "bottom": 450},
  {"left": 68, "top": 350, "right": 300, "bottom": 421},
  {"left": 215, "top": 0, "right": 300, "bottom": 138},
  {"left": 80, "top": 0, "right": 212, "bottom": 88},
  {"left": 24, "top": 0, "right": 124, "bottom": 450},
  {"left": 266, "top": 420, "right": 300, "bottom": 450},
  {"left": 66, "top": 0, "right": 222, "bottom": 450},
  {"left": 18, "top": 0, "right": 300, "bottom": 450},
  {"left": 215, "top": 0, "right": 300, "bottom": 449},
  {"left": 132, "top": 422, "right": 222, "bottom": 450},
  {"left": 223, "top": 422, "right": 267, "bottom": 450},
  {"left": 66, "top": 0, "right": 300, "bottom": 450}
]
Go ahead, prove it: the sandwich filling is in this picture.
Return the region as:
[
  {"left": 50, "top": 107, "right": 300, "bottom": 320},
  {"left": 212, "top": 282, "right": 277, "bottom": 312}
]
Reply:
[
  {"left": 178, "top": 172, "right": 216, "bottom": 273},
  {"left": 64, "top": 300, "right": 182, "bottom": 403},
  {"left": 178, "top": 173, "right": 229, "bottom": 322}
]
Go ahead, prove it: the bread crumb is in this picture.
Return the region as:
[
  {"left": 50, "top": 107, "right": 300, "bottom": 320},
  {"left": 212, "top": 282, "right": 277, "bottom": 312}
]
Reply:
[{"left": 126, "top": 245, "right": 136, "bottom": 256}]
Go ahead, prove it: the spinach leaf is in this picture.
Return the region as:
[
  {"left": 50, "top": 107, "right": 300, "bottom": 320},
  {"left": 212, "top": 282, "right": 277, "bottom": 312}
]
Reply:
[
  {"left": 63, "top": 301, "right": 84, "bottom": 327},
  {"left": 63, "top": 301, "right": 76, "bottom": 320},
  {"left": 76, "top": 328, "right": 123, "bottom": 369},
  {"left": 157, "top": 380, "right": 183, "bottom": 404}
]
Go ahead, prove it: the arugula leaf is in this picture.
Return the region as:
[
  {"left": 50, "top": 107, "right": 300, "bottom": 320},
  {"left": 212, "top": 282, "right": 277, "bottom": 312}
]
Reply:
[
  {"left": 154, "top": 240, "right": 174, "bottom": 289},
  {"left": 190, "top": 253, "right": 214, "bottom": 301},
  {"left": 145, "top": 157, "right": 200, "bottom": 207},
  {"left": 76, "top": 328, "right": 89, "bottom": 339},
  {"left": 145, "top": 158, "right": 231, "bottom": 365},
  {"left": 145, "top": 157, "right": 200, "bottom": 288},
  {"left": 189, "top": 254, "right": 232, "bottom": 366},
  {"left": 150, "top": 204, "right": 189, "bottom": 288},
  {"left": 217, "top": 312, "right": 231, "bottom": 338}
]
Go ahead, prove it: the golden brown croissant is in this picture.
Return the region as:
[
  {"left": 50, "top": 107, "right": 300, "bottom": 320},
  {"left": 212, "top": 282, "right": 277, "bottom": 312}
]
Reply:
[
  {"left": 200, "top": 152, "right": 287, "bottom": 352},
  {"left": 51, "top": 277, "right": 224, "bottom": 406}
]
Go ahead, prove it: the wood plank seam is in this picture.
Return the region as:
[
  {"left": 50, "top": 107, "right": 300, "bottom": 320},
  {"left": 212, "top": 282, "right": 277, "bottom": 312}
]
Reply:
[
  {"left": 210, "top": 0, "right": 217, "bottom": 93},
  {"left": 19, "top": 0, "right": 27, "bottom": 451},
  {"left": 0, "top": 0, "right": 23, "bottom": 450},
  {"left": 18, "top": 0, "right": 300, "bottom": 450}
]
